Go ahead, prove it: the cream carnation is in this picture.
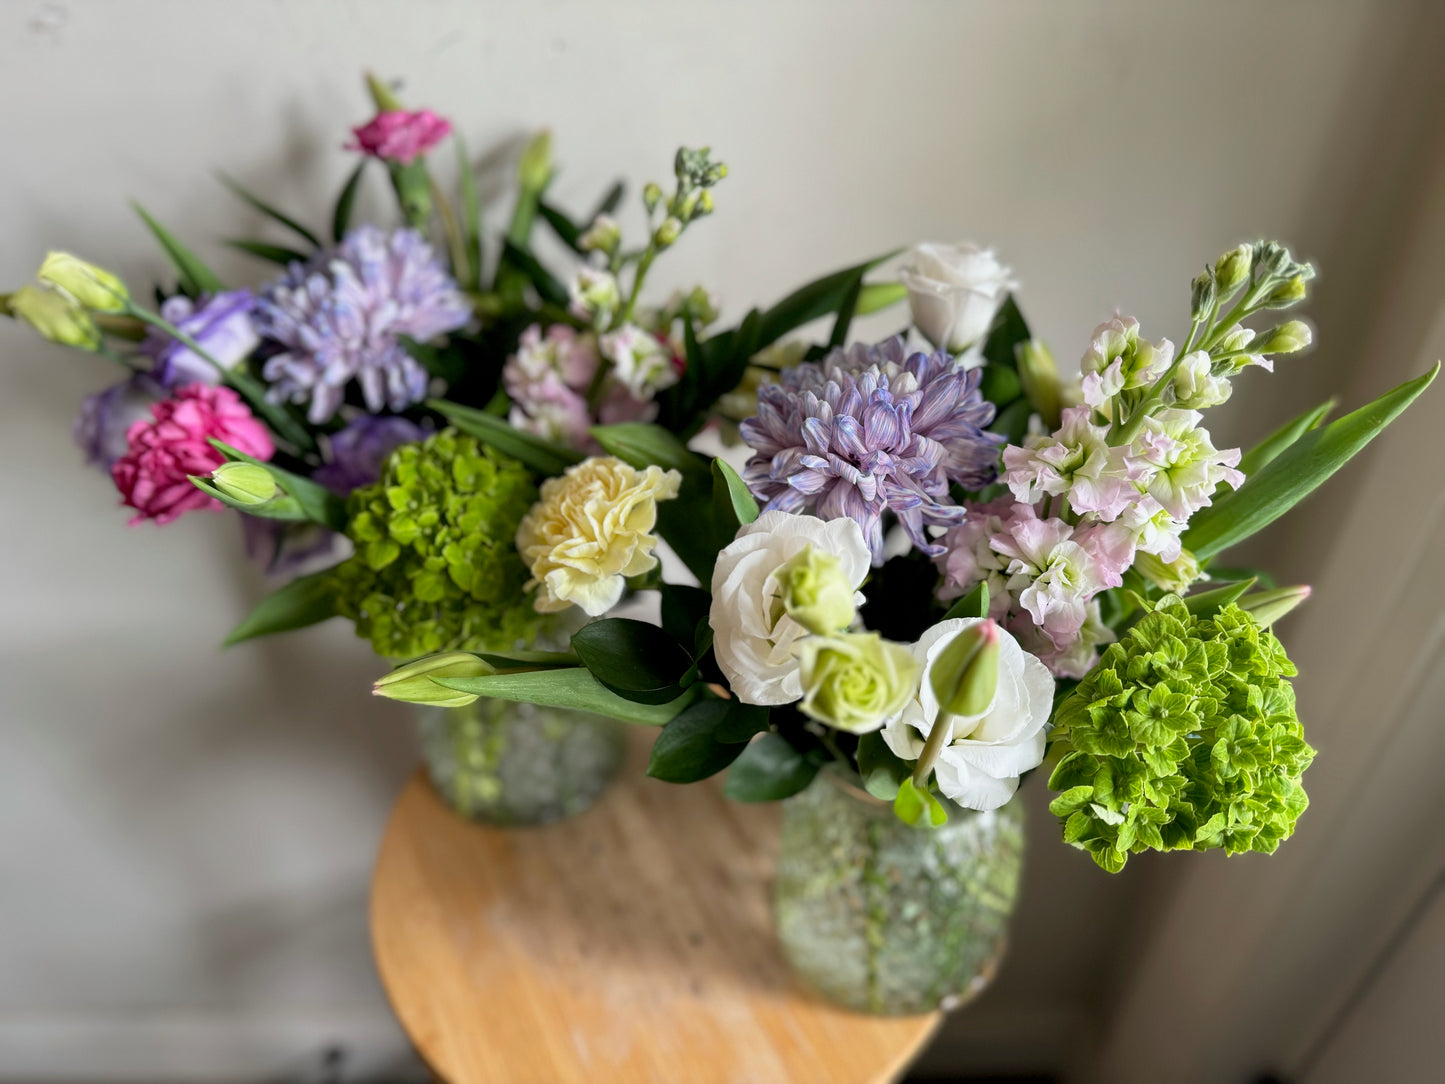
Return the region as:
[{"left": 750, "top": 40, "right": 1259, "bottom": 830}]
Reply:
[
  {"left": 516, "top": 456, "right": 681, "bottom": 616},
  {"left": 709, "top": 511, "right": 871, "bottom": 706}
]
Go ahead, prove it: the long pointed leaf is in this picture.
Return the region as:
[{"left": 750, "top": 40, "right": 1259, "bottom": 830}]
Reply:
[
  {"left": 1184, "top": 364, "right": 1438, "bottom": 560},
  {"left": 755, "top": 250, "right": 901, "bottom": 349},
  {"left": 590, "top": 179, "right": 625, "bottom": 219},
  {"left": 225, "top": 567, "right": 338, "bottom": 646},
  {"left": 1237, "top": 397, "right": 1336, "bottom": 477},
  {"left": 227, "top": 239, "right": 309, "bottom": 267},
  {"left": 499, "top": 239, "right": 568, "bottom": 306},
  {"left": 434, "top": 668, "right": 697, "bottom": 726},
  {"left": 218, "top": 173, "right": 322, "bottom": 248},
  {"left": 332, "top": 161, "right": 367, "bottom": 243},
  {"left": 455, "top": 134, "right": 483, "bottom": 290},
  {"left": 590, "top": 423, "right": 708, "bottom": 478},
  {"left": 428, "top": 398, "right": 583, "bottom": 475},
  {"left": 132, "top": 203, "right": 224, "bottom": 295},
  {"left": 538, "top": 201, "right": 582, "bottom": 252}
]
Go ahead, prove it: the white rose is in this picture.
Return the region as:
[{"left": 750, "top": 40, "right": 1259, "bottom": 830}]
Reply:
[
  {"left": 882, "top": 617, "right": 1053, "bottom": 810},
  {"left": 709, "top": 511, "right": 871, "bottom": 705},
  {"left": 899, "top": 242, "right": 1017, "bottom": 354}
]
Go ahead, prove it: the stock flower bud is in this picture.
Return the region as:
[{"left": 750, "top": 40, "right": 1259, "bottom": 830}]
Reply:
[
  {"left": 642, "top": 182, "right": 663, "bottom": 213},
  {"left": 1134, "top": 548, "right": 1202, "bottom": 594},
  {"left": 678, "top": 188, "right": 702, "bottom": 221},
  {"left": 928, "top": 618, "right": 1001, "bottom": 718},
  {"left": 695, "top": 190, "right": 715, "bottom": 216},
  {"left": 777, "top": 543, "right": 857, "bottom": 634},
  {"left": 8, "top": 285, "right": 101, "bottom": 348},
  {"left": 1015, "top": 339, "right": 1062, "bottom": 428},
  {"left": 578, "top": 214, "right": 621, "bottom": 254},
  {"left": 1214, "top": 244, "right": 1253, "bottom": 296},
  {"left": 795, "top": 632, "right": 921, "bottom": 734},
  {"left": 373, "top": 651, "right": 496, "bottom": 707},
  {"left": 1255, "top": 240, "right": 1293, "bottom": 277},
  {"left": 1263, "top": 274, "right": 1308, "bottom": 308},
  {"left": 655, "top": 217, "right": 682, "bottom": 247},
  {"left": 1238, "top": 585, "right": 1311, "bottom": 626},
  {"left": 1191, "top": 270, "right": 1217, "bottom": 321},
  {"left": 1259, "top": 320, "right": 1312, "bottom": 354},
  {"left": 38, "top": 252, "right": 129, "bottom": 312},
  {"left": 210, "top": 461, "right": 277, "bottom": 505}
]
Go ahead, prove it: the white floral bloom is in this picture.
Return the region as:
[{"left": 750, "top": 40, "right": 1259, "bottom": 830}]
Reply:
[
  {"left": 600, "top": 324, "right": 679, "bottom": 399},
  {"left": 1116, "top": 494, "right": 1185, "bottom": 562},
  {"left": 1169, "top": 350, "right": 1232, "bottom": 409},
  {"left": 568, "top": 267, "right": 621, "bottom": 326},
  {"left": 709, "top": 511, "right": 871, "bottom": 705},
  {"left": 1126, "top": 409, "right": 1244, "bottom": 521},
  {"left": 899, "top": 241, "right": 1017, "bottom": 354},
  {"left": 882, "top": 618, "right": 1053, "bottom": 810},
  {"left": 1080, "top": 315, "right": 1173, "bottom": 397},
  {"left": 1000, "top": 406, "right": 1134, "bottom": 520}
]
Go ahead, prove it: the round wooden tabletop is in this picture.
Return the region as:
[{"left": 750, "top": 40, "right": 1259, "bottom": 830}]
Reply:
[{"left": 370, "top": 728, "right": 941, "bottom": 1083}]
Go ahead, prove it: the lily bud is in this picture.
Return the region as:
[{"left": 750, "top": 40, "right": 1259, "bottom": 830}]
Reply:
[
  {"left": 8, "top": 285, "right": 101, "bottom": 349},
  {"left": 929, "top": 619, "right": 1000, "bottom": 718},
  {"left": 210, "top": 462, "right": 277, "bottom": 506},
  {"left": 1258, "top": 320, "right": 1312, "bottom": 355},
  {"left": 373, "top": 652, "right": 496, "bottom": 707},
  {"left": 777, "top": 543, "right": 857, "bottom": 635},
  {"left": 1214, "top": 244, "right": 1253, "bottom": 296},
  {"left": 517, "top": 130, "right": 553, "bottom": 193},
  {"left": 1238, "top": 585, "right": 1311, "bottom": 627},
  {"left": 1015, "top": 339, "right": 1062, "bottom": 428},
  {"left": 38, "top": 252, "right": 129, "bottom": 312},
  {"left": 1191, "top": 269, "right": 1217, "bottom": 321},
  {"left": 654, "top": 216, "right": 682, "bottom": 248}
]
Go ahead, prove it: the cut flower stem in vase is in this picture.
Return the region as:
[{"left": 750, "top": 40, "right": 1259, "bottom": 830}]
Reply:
[{"left": 774, "top": 769, "right": 1024, "bottom": 1015}]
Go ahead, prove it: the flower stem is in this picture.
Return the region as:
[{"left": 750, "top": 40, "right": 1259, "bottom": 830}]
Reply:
[{"left": 912, "top": 710, "right": 957, "bottom": 788}]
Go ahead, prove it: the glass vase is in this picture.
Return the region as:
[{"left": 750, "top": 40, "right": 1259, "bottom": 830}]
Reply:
[
  {"left": 774, "top": 770, "right": 1025, "bottom": 1015},
  {"left": 415, "top": 699, "right": 627, "bottom": 827}
]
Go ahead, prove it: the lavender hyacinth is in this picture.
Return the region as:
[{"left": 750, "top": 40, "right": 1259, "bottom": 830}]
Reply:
[
  {"left": 740, "top": 336, "right": 1004, "bottom": 563},
  {"left": 313, "top": 414, "right": 426, "bottom": 494},
  {"left": 255, "top": 226, "right": 470, "bottom": 423}
]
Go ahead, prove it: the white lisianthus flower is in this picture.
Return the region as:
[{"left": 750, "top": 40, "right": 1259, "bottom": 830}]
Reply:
[
  {"left": 709, "top": 511, "right": 871, "bottom": 705},
  {"left": 882, "top": 617, "right": 1053, "bottom": 810},
  {"left": 899, "top": 242, "right": 1017, "bottom": 355}
]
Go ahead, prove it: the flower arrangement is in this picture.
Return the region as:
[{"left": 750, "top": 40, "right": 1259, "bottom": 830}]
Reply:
[{"left": 375, "top": 234, "right": 1435, "bottom": 873}]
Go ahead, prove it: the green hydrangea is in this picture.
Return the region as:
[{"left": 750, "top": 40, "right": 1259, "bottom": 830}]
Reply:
[
  {"left": 331, "top": 428, "right": 544, "bottom": 659},
  {"left": 1047, "top": 596, "right": 1314, "bottom": 872}
]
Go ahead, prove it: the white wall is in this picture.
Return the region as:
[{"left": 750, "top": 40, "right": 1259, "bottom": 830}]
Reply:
[{"left": 0, "top": 1, "right": 1433, "bottom": 1079}]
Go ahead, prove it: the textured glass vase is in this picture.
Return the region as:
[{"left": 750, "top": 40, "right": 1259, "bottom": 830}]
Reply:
[
  {"left": 416, "top": 699, "right": 627, "bottom": 826},
  {"left": 774, "top": 770, "right": 1025, "bottom": 1015}
]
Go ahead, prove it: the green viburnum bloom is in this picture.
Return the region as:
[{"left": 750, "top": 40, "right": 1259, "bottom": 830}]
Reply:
[
  {"left": 331, "top": 428, "right": 545, "bottom": 659},
  {"left": 1047, "top": 595, "right": 1314, "bottom": 873}
]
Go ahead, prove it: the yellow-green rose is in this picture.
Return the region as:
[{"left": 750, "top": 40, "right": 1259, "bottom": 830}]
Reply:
[{"left": 795, "top": 631, "right": 921, "bottom": 734}]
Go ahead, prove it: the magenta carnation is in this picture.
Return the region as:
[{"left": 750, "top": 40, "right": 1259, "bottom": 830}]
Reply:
[
  {"left": 347, "top": 109, "right": 452, "bottom": 164},
  {"left": 111, "top": 384, "right": 275, "bottom": 525}
]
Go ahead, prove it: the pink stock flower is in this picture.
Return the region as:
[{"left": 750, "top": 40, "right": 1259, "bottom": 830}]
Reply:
[
  {"left": 111, "top": 384, "right": 274, "bottom": 525},
  {"left": 347, "top": 109, "right": 452, "bottom": 164},
  {"left": 1001, "top": 406, "right": 1134, "bottom": 521}
]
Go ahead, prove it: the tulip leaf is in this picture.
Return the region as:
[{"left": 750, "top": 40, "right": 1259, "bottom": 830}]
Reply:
[
  {"left": 1182, "top": 578, "right": 1256, "bottom": 617},
  {"left": 433, "top": 667, "right": 697, "bottom": 726},
  {"left": 227, "top": 239, "right": 309, "bottom": 267},
  {"left": 723, "top": 733, "right": 820, "bottom": 802},
  {"left": 589, "top": 423, "right": 708, "bottom": 479},
  {"left": 646, "top": 699, "right": 749, "bottom": 783},
  {"left": 538, "top": 201, "right": 582, "bottom": 252},
  {"left": 332, "top": 161, "right": 367, "bottom": 243},
  {"left": 857, "top": 731, "right": 910, "bottom": 800},
  {"left": 132, "top": 203, "right": 225, "bottom": 296},
  {"left": 754, "top": 250, "right": 901, "bottom": 350},
  {"left": 224, "top": 567, "right": 338, "bottom": 646},
  {"left": 455, "top": 134, "right": 483, "bottom": 290},
  {"left": 217, "top": 173, "right": 322, "bottom": 249},
  {"left": 572, "top": 618, "right": 694, "bottom": 696},
  {"left": 856, "top": 282, "right": 908, "bottom": 316},
  {"left": 428, "top": 397, "right": 583, "bottom": 476},
  {"left": 826, "top": 274, "right": 864, "bottom": 350},
  {"left": 1237, "top": 397, "right": 1336, "bottom": 478},
  {"left": 499, "top": 239, "right": 568, "bottom": 307},
  {"left": 208, "top": 439, "right": 349, "bottom": 530},
  {"left": 1183, "top": 364, "right": 1439, "bottom": 560}
]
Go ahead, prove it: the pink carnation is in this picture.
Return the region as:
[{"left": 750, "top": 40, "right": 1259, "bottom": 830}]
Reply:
[
  {"left": 111, "top": 384, "right": 275, "bottom": 525},
  {"left": 347, "top": 109, "right": 452, "bottom": 164}
]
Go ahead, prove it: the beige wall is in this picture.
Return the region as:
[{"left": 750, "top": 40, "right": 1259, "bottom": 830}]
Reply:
[{"left": 0, "top": 1, "right": 1436, "bottom": 1078}]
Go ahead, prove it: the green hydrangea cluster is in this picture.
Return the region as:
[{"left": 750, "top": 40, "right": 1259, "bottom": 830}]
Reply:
[
  {"left": 331, "top": 428, "right": 544, "bottom": 659},
  {"left": 1047, "top": 596, "right": 1314, "bottom": 872}
]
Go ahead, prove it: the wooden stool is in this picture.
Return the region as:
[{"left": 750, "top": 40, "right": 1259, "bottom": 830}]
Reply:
[{"left": 370, "top": 728, "right": 941, "bottom": 1083}]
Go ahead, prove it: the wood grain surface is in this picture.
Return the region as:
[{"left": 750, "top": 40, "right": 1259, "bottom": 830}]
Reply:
[{"left": 370, "top": 727, "right": 941, "bottom": 1083}]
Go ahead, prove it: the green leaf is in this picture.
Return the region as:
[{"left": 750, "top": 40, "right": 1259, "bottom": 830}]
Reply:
[
  {"left": 646, "top": 699, "right": 748, "bottom": 783},
  {"left": 1238, "top": 397, "right": 1336, "bottom": 477},
  {"left": 428, "top": 398, "right": 584, "bottom": 476},
  {"left": 711, "top": 457, "right": 759, "bottom": 538},
  {"left": 332, "top": 161, "right": 367, "bottom": 243},
  {"left": 455, "top": 134, "right": 483, "bottom": 290},
  {"left": 893, "top": 776, "right": 948, "bottom": 827},
  {"left": 1183, "top": 364, "right": 1439, "bottom": 559},
  {"left": 537, "top": 201, "right": 582, "bottom": 252},
  {"left": 499, "top": 239, "right": 568, "bottom": 307},
  {"left": 208, "top": 439, "right": 349, "bottom": 530},
  {"left": 659, "top": 583, "right": 711, "bottom": 647},
  {"left": 713, "top": 701, "right": 770, "bottom": 743},
  {"left": 590, "top": 179, "right": 625, "bottom": 219},
  {"left": 656, "top": 492, "right": 721, "bottom": 586},
  {"left": 1182, "top": 578, "right": 1255, "bottom": 616},
  {"left": 981, "top": 295, "right": 1030, "bottom": 371},
  {"left": 217, "top": 173, "right": 322, "bottom": 248},
  {"left": 434, "top": 668, "right": 697, "bottom": 726},
  {"left": 855, "top": 281, "right": 908, "bottom": 316},
  {"left": 857, "top": 731, "right": 910, "bottom": 800},
  {"left": 589, "top": 423, "right": 708, "bottom": 478},
  {"left": 942, "top": 581, "right": 990, "bottom": 622},
  {"left": 990, "top": 397, "right": 1032, "bottom": 444},
  {"left": 978, "top": 364, "right": 1023, "bottom": 408},
  {"left": 571, "top": 618, "right": 693, "bottom": 695},
  {"left": 754, "top": 250, "right": 901, "bottom": 350},
  {"left": 132, "top": 203, "right": 224, "bottom": 295},
  {"left": 227, "top": 239, "right": 309, "bottom": 266},
  {"left": 224, "top": 568, "right": 337, "bottom": 646},
  {"left": 826, "top": 274, "right": 863, "bottom": 350},
  {"left": 189, "top": 476, "right": 310, "bottom": 521},
  {"left": 723, "top": 733, "right": 819, "bottom": 802}
]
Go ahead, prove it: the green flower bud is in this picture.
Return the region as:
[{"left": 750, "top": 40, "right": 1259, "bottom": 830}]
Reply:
[
  {"left": 695, "top": 190, "right": 715, "bottom": 217},
  {"left": 1255, "top": 240, "right": 1293, "bottom": 278},
  {"left": 1191, "top": 269, "right": 1218, "bottom": 321},
  {"left": 1237, "top": 584, "right": 1311, "bottom": 626},
  {"left": 38, "top": 252, "right": 129, "bottom": 312},
  {"left": 373, "top": 651, "right": 496, "bottom": 708},
  {"left": 1258, "top": 320, "right": 1312, "bottom": 355},
  {"left": 365, "top": 71, "right": 405, "bottom": 112},
  {"left": 683, "top": 285, "right": 719, "bottom": 327},
  {"left": 1262, "top": 274, "right": 1308, "bottom": 309},
  {"left": 928, "top": 619, "right": 1000, "bottom": 718},
  {"left": 1134, "top": 548, "right": 1202, "bottom": 594},
  {"left": 777, "top": 543, "right": 857, "bottom": 635},
  {"left": 678, "top": 188, "right": 702, "bottom": 221},
  {"left": 8, "top": 285, "right": 100, "bottom": 349},
  {"left": 1214, "top": 244, "right": 1253, "bottom": 296},
  {"left": 654, "top": 216, "right": 683, "bottom": 248},
  {"left": 796, "top": 632, "right": 922, "bottom": 735},
  {"left": 578, "top": 214, "right": 621, "bottom": 255},
  {"left": 642, "top": 182, "right": 663, "bottom": 213},
  {"left": 210, "top": 462, "right": 277, "bottom": 506},
  {"left": 1015, "top": 339, "right": 1062, "bottom": 428},
  {"left": 517, "top": 129, "right": 553, "bottom": 193}
]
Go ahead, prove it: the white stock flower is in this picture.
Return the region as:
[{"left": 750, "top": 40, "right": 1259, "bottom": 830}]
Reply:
[
  {"left": 1170, "top": 350, "right": 1232, "bottom": 409},
  {"left": 709, "top": 511, "right": 871, "bottom": 705},
  {"left": 899, "top": 242, "right": 1016, "bottom": 354},
  {"left": 600, "top": 324, "right": 679, "bottom": 399},
  {"left": 882, "top": 618, "right": 1053, "bottom": 810}
]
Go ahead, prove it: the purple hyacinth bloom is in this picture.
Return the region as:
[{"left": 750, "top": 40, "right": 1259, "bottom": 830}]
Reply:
[
  {"left": 73, "top": 372, "right": 165, "bottom": 468},
  {"left": 312, "top": 414, "right": 426, "bottom": 494},
  {"left": 255, "top": 226, "right": 470, "bottom": 424},
  {"left": 140, "top": 290, "right": 260, "bottom": 388},
  {"left": 740, "top": 336, "right": 1004, "bottom": 564}
]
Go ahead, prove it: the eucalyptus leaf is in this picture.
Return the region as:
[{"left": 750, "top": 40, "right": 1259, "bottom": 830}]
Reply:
[
  {"left": 723, "top": 733, "right": 819, "bottom": 802},
  {"left": 224, "top": 568, "right": 338, "bottom": 646},
  {"left": 433, "top": 668, "right": 696, "bottom": 726}
]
